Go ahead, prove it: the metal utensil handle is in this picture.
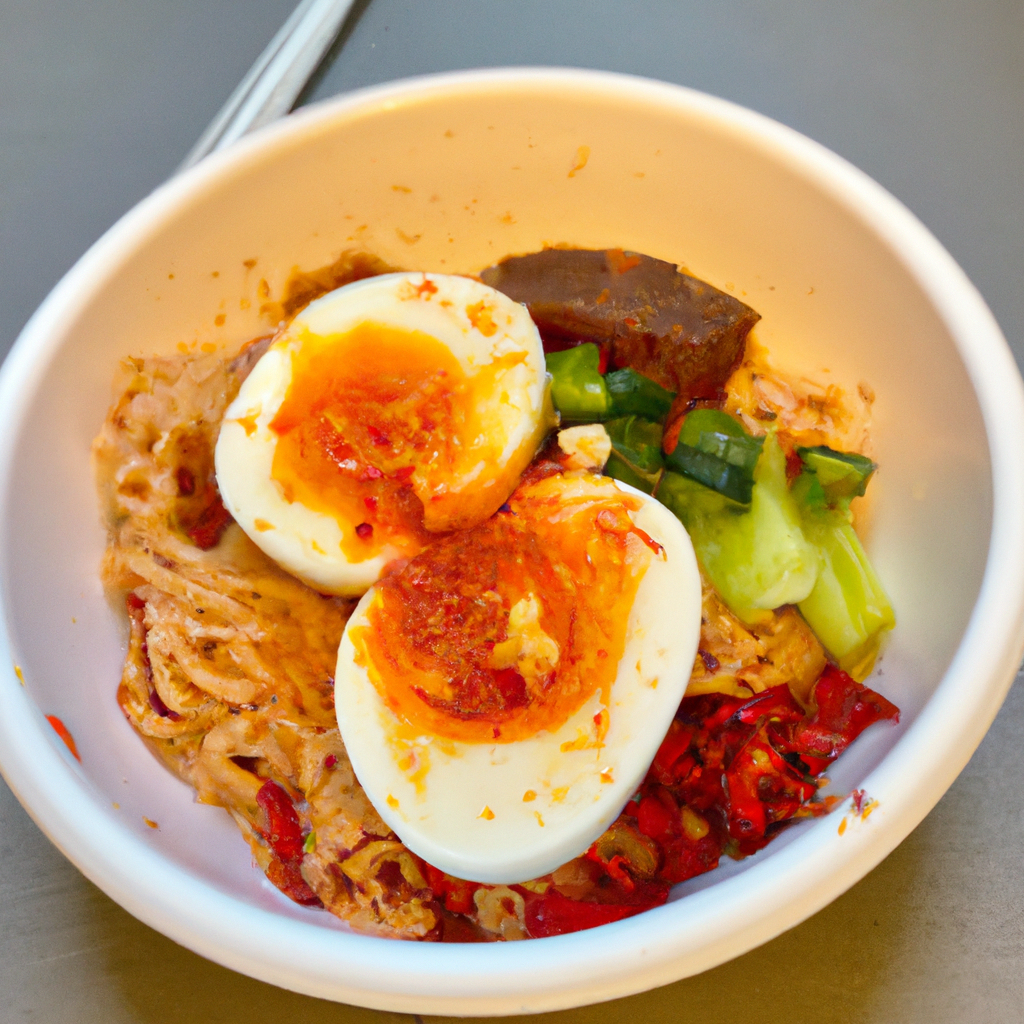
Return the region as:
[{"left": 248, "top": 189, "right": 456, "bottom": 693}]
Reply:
[{"left": 179, "top": 0, "right": 357, "bottom": 172}]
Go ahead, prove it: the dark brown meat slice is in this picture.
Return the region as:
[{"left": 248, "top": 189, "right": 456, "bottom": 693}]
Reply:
[{"left": 479, "top": 248, "right": 760, "bottom": 407}]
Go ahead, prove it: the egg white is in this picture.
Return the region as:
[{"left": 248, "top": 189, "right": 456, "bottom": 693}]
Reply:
[
  {"left": 333, "top": 476, "right": 702, "bottom": 885},
  {"left": 214, "top": 272, "right": 547, "bottom": 595}
]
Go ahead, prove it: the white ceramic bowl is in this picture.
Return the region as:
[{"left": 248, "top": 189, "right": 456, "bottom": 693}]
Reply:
[{"left": 1, "top": 69, "right": 1023, "bottom": 1015}]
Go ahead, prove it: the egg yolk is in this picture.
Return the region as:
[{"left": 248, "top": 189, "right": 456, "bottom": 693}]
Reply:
[
  {"left": 269, "top": 321, "right": 495, "bottom": 560},
  {"left": 350, "top": 477, "right": 661, "bottom": 744}
]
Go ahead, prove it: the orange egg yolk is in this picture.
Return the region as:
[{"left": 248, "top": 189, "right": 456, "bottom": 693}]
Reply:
[
  {"left": 269, "top": 321, "right": 488, "bottom": 561},
  {"left": 350, "top": 477, "right": 659, "bottom": 744}
]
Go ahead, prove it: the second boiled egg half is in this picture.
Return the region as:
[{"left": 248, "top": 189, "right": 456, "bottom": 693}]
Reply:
[
  {"left": 334, "top": 472, "right": 702, "bottom": 884},
  {"left": 215, "top": 272, "right": 548, "bottom": 595}
]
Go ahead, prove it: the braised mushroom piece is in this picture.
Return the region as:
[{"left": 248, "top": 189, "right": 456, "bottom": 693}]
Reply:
[{"left": 479, "top": 248, "right": 760, "bottom": 411}]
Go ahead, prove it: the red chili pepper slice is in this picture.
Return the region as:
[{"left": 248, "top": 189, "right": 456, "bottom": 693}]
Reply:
[
  {"left": 423, "top": 863, "right": 479, "bottom": 915},
  {"left": 265, "top": 857, "right": 322, "bottom": 906},
  {"left": 186, "top": 494, "right": 234, "bottom": 550},
  {"left": 525, "top": 885, "right": 669, "bottom": 938},
  {"left": 256, "top": 780, "right": 304, "bottom": 862},
  {"left": 636, "top": 793, "right": 675, "bottom": 842},
  {"left": 733, "top": 684, "right": 804, "bottom": 726},
  {"left": 254, "top": 780, "right": 321, "bottom": 905},
  {"left": 791, "top": 665, "right": 900, "bottom": 759}
]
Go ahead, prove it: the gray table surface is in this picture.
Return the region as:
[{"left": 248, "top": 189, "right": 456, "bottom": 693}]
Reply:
[{"left": 2, "top": 1, "right": 1022, "bottom": 1021}]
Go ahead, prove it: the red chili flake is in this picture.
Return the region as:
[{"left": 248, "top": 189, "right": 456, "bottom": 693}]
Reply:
[
  {"left": 785, "top": 447, "right": 804, "bottom": 483},
  {"left": 324, "top": 754, "right": 337, "bottom": 769},
  {"left": 256, "top": 780, "right": 304, "bottom": 863},
  {"left": 493, "top": 667, "right": 528, "bottom": 708},
  {"left": 148, "top": 687, "right": 181, "bottom": 721},
  {"left": 733, "top": 685, "right": 804, "bottom": 726},
  {"left": 851, "top": 788, "right": 869, "bottom": 814},
  {"left": 175, "top": 466, "right": 196, "bottom": 496},
  {"left": 360, "top": 466, "right": 384, "bottom": 481},
  {"left": 597, "top": 343, "right": 610, "bottom": 375},
  {"left": 186, "top": 494, "right": 234, "bottom": 550},
  {"left": 363, "top": 496, "right": 379, "bottom": 512},
  {"left": 265, "top": 857, "right": 322, "bottom": 907},
  {"left": 366, "top": 425, "right": 391, "bottom": 447},
  {"left": 392, "top": 465, "right": 416, "bottom": 482},
  {"left": 355, "top": 522, "right": 373, "bottom": 540},
  {"left": 423, "top": 862, "right": 479, "bottom": 915},
  {"left": 636, "top": 794, "right": 674, "bottom": 841}
]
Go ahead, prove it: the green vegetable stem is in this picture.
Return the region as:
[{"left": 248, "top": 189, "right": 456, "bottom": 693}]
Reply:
[{"left": 794, "top": 446, "right": 895, "bottom": 679}]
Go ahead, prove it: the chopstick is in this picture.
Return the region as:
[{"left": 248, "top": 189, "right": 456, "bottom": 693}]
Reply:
[{"left": 179, "top": 0, "right": 358, "bottom": 172}]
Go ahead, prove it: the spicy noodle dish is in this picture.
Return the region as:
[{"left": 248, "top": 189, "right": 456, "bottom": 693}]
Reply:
[{"left": 93, "top": 246, "right": 898, "bottom": 942}]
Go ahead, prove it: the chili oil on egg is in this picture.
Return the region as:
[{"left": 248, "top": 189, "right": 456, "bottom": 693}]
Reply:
[
  {"left": 215, "top": 272, "right": 548, "bottom": 595},
  {"left": 334, "top": 472, "right": 702, "bottom": 884}
]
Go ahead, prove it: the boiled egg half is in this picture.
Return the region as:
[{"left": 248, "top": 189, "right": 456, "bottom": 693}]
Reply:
[
  {"left": 215, "top": 272, "right": 548, "bottom": 595},
  {"left": 334, "top": 472, "right": 702, "bottom": 884}
]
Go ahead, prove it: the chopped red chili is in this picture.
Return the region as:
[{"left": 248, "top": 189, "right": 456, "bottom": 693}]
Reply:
[
  {"left": 505, "top": 666, "right": 898, "bottom": 937},
  {"left": 185, "top": 494, "right": 234, "bottom": 550},
  {"left": 256, "top": 780, "right": 321, "bottom": 906}
]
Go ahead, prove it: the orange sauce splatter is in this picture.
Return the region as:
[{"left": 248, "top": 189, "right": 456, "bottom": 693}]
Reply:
[
  {"left": 46, "top": 715, "right": 80, "bottom": 762},
  {"left": 568, "top": 145, "right": 590, "bottom": 178}
]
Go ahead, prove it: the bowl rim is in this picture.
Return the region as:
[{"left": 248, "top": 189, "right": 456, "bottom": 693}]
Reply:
[{"left": 1, "top": 66, "right": 1023, "bottom": 1015}]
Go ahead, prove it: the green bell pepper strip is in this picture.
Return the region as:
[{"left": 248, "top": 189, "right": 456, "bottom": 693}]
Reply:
[
  {"left": 792, "top": 444, "right": 893, "bottom": 679},
  {"left": 605, "top": 367, "right": 676, "bottom": 420},
  {"left": 797, "top": 511, "right": 895, "bottom": 680},
  {"left": 545, "top": 344, "right": 609, "bottom": 421}
]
